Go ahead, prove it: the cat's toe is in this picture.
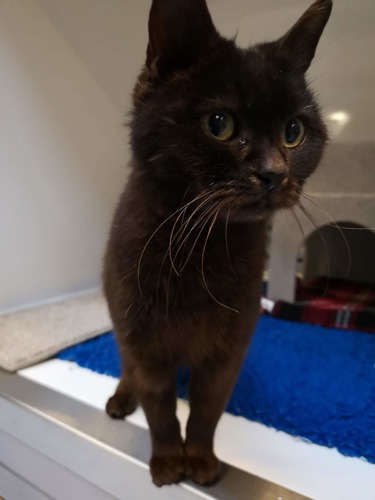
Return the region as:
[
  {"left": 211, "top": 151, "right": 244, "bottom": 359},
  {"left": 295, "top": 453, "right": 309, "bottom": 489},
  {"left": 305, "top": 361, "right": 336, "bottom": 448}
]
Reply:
[
  {"left": 105, "top": 393, "right": 137, "bottom": 419},
  {"left": 185, "top": 452, "right": 220, "bottom": 486},
  {"left": 150, "top": 455, "right": 185, "bottom": 487}
]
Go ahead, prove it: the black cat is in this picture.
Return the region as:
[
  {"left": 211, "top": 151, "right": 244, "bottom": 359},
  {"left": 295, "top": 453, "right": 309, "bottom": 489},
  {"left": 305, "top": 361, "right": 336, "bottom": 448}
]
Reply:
[{"left": 104, "top": 0, "right": 332, "bottom": 487}]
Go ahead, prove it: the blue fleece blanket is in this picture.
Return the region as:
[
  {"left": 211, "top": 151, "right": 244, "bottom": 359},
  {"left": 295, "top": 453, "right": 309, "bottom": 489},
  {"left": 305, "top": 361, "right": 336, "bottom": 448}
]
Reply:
[{"left": 57, "top": 315, "right": 375, "bottom": 463}]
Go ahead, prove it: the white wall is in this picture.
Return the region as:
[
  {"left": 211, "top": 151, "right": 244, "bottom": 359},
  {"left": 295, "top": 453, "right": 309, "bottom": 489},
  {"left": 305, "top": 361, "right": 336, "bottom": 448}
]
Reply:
[
  {"left": 35, "top": 0, "right": 150, "bottom": 112},
  {"left": 0, "top": 0, "right": 148, "bottom": 312}
]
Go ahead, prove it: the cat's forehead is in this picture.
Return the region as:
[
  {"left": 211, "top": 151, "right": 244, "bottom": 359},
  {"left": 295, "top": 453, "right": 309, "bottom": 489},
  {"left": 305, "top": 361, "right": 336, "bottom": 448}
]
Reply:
[{"left": 191, "top": 44, "right": 307, "bottom": 117}]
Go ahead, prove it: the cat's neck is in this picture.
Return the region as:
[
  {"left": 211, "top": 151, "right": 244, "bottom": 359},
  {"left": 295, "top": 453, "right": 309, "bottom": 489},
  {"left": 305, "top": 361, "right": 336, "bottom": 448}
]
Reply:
[{"left": 122, "top": 169, "right": 268, "bottom": 292}]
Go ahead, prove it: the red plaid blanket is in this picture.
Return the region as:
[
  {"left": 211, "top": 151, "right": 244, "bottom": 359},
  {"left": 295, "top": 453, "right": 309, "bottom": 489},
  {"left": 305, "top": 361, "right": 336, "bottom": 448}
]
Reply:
[{"left": 271, "top": 278, "right": 375, "bottom": 332}]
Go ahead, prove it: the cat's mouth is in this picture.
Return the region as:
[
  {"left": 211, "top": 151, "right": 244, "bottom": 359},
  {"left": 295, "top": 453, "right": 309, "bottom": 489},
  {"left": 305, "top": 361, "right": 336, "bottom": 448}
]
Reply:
[{"left": 211, "top": 179, "right": 302, "bottom": 219}]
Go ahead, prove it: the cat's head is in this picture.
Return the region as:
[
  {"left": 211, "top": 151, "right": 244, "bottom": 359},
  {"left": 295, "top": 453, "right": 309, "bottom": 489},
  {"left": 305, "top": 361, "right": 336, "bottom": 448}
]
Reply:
[{"left": 131, "top": 0, "right": 332, "bottom": 219}]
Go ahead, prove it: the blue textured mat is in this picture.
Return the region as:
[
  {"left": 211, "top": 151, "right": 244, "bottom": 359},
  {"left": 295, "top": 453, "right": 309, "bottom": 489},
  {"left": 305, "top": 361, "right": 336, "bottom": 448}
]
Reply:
[{"left": 57, "top": 315, "right": 375, "bottom": 463}]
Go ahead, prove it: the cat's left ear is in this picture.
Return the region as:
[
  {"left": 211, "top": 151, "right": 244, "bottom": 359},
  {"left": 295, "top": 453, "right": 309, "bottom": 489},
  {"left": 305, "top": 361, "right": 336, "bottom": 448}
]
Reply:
[
  {"left": 146, "top": 0, "right": 219, "bottom": 78},
  {"left": 277, "top": 0, "right": 332, "bottom": 73}
]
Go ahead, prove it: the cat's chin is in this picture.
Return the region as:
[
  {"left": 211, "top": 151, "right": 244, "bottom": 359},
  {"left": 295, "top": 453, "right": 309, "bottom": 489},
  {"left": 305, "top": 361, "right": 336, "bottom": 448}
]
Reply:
[
  {"left": 224, "top": 203, "right": 274, "bottom": 222},
  {"left": 225, "top": 194, "right": 301, "bottom": 222}
]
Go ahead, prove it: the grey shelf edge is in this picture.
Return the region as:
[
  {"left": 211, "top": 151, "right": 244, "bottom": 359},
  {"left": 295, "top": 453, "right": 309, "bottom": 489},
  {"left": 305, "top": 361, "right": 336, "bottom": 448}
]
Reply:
[{"left": 0, "top": 370, "right": 311, "bottom": 500}]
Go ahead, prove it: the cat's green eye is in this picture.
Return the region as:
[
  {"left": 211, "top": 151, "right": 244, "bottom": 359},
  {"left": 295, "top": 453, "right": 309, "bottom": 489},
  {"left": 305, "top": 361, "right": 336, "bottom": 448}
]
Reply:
[
  {"left": 282, "top": 118, "right": 305, "bottom": 148},
  {"left": 203, "top": 112, "right": 235, "bottom": 141}
]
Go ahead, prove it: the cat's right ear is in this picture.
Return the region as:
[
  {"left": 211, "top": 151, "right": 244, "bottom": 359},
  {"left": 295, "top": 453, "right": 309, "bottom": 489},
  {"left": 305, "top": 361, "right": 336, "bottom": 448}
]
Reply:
[
  {"left": 146, "top": 0, "right": 219, "bottom": 78},
  {"left": 277, "top": 0, "right": 332, "bottom": 74}
]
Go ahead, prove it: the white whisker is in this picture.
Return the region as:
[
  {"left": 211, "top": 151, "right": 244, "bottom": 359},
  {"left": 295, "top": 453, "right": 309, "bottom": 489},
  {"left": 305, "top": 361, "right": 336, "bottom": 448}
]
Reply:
[
  {"left": 137, "top": 189, "right": 214, "bottom": 296},
  {"left": 201, "top": 202, "right": 239, "bottom": 313}
]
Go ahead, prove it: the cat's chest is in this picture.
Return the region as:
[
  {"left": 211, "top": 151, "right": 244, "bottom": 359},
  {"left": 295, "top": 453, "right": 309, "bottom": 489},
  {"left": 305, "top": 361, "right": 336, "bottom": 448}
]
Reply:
[{"left": 137, "top": 219, "right": 266, "bottom": 306}]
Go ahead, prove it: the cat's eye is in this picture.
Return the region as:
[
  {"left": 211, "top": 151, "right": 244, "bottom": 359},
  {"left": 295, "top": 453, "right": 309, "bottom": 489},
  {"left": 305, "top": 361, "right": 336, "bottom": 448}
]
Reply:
[
  {"left": 203, "top": 112, "right": 235, "bottom": 141},
  {"left": 282, "top": 119, "right": 305, "bottom": 148}
]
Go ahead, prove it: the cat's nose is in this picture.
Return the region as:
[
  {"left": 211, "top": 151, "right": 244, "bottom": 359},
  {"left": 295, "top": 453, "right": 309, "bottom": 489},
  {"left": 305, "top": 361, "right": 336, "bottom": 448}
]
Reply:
[{"left": 257, "top": 169, "right": 287, "bottom": 191}]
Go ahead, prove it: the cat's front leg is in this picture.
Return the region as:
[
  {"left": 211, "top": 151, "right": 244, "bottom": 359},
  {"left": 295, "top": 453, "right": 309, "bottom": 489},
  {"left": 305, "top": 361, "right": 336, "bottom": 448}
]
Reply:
[
  {"left": 133, "top": 365, "right": 185, "bottom": 487},
  {"left": 106, "top": 368, "right": 138, "bottom": 419},
  {"left": 185, "top": 352, "right": 245, "bottom": 486}
]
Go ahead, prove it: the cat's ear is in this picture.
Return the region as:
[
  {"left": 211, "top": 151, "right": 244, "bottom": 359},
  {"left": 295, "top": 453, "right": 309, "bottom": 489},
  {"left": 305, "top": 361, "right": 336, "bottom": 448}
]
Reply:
[
  {"left": 146, "top": 0, "right": 219, "bottom": 78},
  {"left": 277, "top": 0, "right": 332, "bottom": 74}
]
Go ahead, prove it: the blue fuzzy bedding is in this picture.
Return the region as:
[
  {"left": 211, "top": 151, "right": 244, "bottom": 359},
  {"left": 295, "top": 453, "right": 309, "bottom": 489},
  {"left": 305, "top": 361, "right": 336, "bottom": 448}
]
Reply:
[{"left": 57, "top": 315, "right": 375, "bottom": 463}]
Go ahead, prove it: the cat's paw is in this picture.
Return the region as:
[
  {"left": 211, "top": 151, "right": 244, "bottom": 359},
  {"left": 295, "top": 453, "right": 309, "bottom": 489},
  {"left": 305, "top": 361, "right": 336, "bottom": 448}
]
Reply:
[
  {"left": 150, "top": 454, "right": 185, "bottom": 487},
  {"left": 105, "top": 393, "right": 137, "bottom": 419},
  {"left": 185, "top": 452, "right": 220, "bottom": 486}
]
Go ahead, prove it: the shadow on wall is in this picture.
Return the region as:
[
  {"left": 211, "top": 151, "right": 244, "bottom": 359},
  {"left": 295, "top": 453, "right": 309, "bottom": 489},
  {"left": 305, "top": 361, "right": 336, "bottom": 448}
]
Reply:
[{"left": 299, "top": 222, "right": 375, "bottom": 286}]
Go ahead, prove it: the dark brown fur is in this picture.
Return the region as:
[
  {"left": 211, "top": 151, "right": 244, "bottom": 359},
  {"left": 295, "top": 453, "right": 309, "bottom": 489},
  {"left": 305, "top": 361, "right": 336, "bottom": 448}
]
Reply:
[{"left": 104, "top": 0, "right": 332, "bottom": 487}]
